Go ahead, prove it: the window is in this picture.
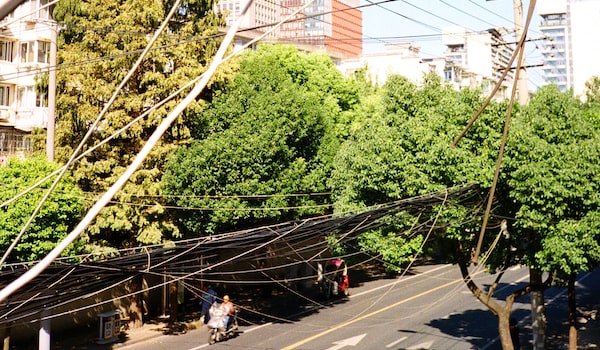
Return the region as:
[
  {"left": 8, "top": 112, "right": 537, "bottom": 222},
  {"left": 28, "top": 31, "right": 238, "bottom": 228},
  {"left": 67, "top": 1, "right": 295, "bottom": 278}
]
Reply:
[
  {"left": 0, "top": 86, "right": 10, "bottom": 106},
  {"left": 17, "top": 86, "right": 36, "bottom": 107},
  {"left": 36, "top": 90, "right": 47, "bottom": 107},
  {"left": 20, "top": 41, "right": 35, "bottom": 63},
  {"left": 20, "top": 41, "right": 49, "bottom": 63},
  {"left": 37, "top": 41, "right": 50, "bottom": 63},
  {"left": 0, "top": 40, "right": 14, "bottom": 62},
  {"left": 17, "top": 86, "right": 46, "bottom": 107},
  {"left": 38, "top": 0, "right": 50, "bottom": 19}
]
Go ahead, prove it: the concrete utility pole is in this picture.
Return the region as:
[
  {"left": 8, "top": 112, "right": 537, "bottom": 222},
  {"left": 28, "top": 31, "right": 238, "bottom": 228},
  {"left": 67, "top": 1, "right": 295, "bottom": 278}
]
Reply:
[
  {"left": 513, "top": 0, "right": 529, "bottom": 104},
  {"left": 46, "top": 22, "right": 58, "bottom": 162}
]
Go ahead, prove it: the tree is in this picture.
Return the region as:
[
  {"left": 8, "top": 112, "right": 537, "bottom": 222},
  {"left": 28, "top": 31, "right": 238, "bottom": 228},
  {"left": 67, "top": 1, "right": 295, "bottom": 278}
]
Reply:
[
  {"left": 503, "top": 84, "right": 600, "bottom": 348},
  {"left": 329, "top": 72, "right": 578, "bottom": 348},
  {"left": 53, "top": 0, "right": 227, "bottom": 248},
  {"left": 162, "top": 44, "right": 361, "bottom": 235},
  {"left": 0, "top": 157, "right": 85, "bottom": 263},
  {"left": 329, "top": 73, "right": 505, "bottom": 268}
]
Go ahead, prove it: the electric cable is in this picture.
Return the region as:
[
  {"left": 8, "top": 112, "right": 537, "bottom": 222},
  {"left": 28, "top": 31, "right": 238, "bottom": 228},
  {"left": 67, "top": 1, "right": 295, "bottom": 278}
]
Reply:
[
  {"left": 0, "top": 0, "right": 256, "bottom": 301},
  {"left": 0, "top": 0, "right": 187, "bottom": 267},
  {"left": 0, "top": 184, "right": 480, "bottom": 326}
]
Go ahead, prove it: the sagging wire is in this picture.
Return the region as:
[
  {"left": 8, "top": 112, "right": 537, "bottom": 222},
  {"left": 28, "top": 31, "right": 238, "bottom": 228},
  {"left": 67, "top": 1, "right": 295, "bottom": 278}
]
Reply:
[{"left": 0, "top": 0, "right": 186, "bottom": 268}]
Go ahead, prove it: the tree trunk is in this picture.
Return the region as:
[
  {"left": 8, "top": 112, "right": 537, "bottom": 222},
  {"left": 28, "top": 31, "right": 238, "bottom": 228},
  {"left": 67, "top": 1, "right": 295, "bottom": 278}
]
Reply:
[
  {"left": 530, "top": 268, "right": 546, "bottom": 349},
  {"left": 169, "top": 281, "right": 178, "bottom": 324},
  {"left": 568, "top": 272, "right": 577, "bottom": 350},
  {"left": 498, "top": 310, "right": 515, "bottom": 350},
  {"left": 127, "top": 275, "right": 144, "bottom": 329},
  {"left": 457, "top": 256, "right": 515, "bottom": 349}
]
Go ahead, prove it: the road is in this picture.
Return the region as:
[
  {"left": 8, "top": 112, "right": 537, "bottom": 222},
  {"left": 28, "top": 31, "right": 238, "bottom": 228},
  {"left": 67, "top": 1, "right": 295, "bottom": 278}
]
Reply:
[{"left": 118, "top": 263, "right": 594, "bottom": 350}]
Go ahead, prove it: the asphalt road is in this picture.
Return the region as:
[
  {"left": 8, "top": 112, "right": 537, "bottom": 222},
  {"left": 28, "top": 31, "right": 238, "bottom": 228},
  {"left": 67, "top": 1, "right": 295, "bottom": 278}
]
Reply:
[{"left": 118, "top": 263, "right": 546, "bottom": 350}]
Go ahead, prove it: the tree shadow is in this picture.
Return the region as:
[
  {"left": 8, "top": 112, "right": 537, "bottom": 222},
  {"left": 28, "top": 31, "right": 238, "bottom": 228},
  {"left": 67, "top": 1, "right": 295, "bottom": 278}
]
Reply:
[
  {"left": 422, "top": 281, "right": 531, "bottom": 349},
  {"left": 425, "top": 307, "right": 529, "bottom": 350}
]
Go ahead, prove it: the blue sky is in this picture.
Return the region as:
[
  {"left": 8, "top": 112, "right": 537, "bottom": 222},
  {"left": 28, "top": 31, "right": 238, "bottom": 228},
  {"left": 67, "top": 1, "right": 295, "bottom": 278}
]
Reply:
[{"left": 360, "top": 0, "right": 545, "bottom": 88}]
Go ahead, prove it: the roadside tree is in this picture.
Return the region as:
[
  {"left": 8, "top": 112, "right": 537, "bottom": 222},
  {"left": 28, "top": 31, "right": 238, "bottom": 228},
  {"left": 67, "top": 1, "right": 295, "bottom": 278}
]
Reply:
[
  {"left": 53, "top": 0, "right": 227, "bottom": 248},
  {"left": 0, "top": 156, "right": 84, "bottom": 263},
  {"left": 503, "top": 84, "right": 600, "bottom": 349},
  {"left": 162, "top": 44, "right": 360, "bottom": 235}
]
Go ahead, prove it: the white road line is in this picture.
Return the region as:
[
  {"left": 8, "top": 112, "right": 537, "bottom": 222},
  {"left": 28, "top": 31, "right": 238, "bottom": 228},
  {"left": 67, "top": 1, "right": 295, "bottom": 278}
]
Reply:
[{"left": 386, "top": 336, "right": 407, "bottom": 348}]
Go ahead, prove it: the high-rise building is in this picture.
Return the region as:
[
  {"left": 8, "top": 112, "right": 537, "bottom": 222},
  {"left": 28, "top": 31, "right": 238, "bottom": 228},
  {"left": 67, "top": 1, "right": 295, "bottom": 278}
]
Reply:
[
  {"left": 218, "top": 0, "right": 362, "bottom": 58},
  {"left": 218, "top": 0, "right": 282, "bottom": 38},
  {"left": 538, "top": 0, "right": 600, "bottom": 97},
  {"left": 0, "top": 0, "right": 55, "bottom": 162}
]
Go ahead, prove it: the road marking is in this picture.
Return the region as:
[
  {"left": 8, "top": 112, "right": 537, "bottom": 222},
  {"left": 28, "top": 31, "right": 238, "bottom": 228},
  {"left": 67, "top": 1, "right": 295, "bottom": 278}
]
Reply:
[
  {"left": 349, "top": 264, "right": 452, "bottom": 298},
  {"left": 407, "top": 340, "right": 433, "bottom": 349},
  {"left": 243, "top": 322, "right": 273, "bottom": 333},
  {"left": 326, "top": 333, "right": 366, "bottom": 350},
  {"left": 282, "top": 268, "right": 486, "bottom": 350},
  {"left": 385, "top": 336, "right": 407, "bottom": 348}
]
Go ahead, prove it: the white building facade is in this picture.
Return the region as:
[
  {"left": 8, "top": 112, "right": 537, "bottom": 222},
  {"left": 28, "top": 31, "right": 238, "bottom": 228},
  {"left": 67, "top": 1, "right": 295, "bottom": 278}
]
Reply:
[
  {"left": 337, "top": 43, "right": 446, "bottom": 86},
  {"left": 0, "top": 0, "right": 55, "bottom": 161},
  {"left": 538, "top": 0, "right": 600, "bottom": 97},
  {"left": 338, "top": 27, "right": 514, "bottom": 100}
]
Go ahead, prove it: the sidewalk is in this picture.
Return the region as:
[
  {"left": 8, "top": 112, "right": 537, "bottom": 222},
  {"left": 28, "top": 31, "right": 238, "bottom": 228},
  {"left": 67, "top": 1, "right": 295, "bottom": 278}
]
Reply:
[{"left": 48, "top": 314, "right": 205, "bottom": 350}]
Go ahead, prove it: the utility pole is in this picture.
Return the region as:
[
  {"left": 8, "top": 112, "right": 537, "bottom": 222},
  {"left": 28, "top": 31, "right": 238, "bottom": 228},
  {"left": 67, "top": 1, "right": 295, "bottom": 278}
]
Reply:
[
  {"left": 513, "top": 0, "right": 529, "bottom": 104},
  {"left": 46, "top": 21, "right": 57, "bottom": 162}
]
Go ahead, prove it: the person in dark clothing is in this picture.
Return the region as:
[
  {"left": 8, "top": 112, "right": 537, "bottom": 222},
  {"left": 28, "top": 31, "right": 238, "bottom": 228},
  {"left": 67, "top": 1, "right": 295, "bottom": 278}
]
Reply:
[
  {"left": 200, "top": 285, "right": 217, "bottom": 324},
  {"left": 509, "top": 317, "right": 521, "bottom": 349}
]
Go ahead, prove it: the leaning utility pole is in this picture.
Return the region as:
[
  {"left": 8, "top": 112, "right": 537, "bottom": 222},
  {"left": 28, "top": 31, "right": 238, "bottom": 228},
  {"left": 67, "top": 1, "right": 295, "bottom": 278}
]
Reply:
[
  {"left": 514, "top": 1, "right": 544, "bottom": 348},
  {"left": 513, "top": 0, "right": 529, "bottom": 105}
]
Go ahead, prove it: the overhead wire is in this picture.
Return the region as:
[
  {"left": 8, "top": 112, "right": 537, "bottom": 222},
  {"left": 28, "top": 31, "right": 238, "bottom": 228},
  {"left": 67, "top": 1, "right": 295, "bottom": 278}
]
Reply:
[
  {"left": 0, "top": 0, "right": 256, "bottom": 301},
  {"left": 0, "top": 0, "right": 335, "bottom": 303},
  {"left": 0, "top": 184, "right": 481, "bottom": 327},
  {"left": 438, "top": 0, "right": 498, "bottom": 29},
  {"left": 0, "top": 0, "right": 187, "bottom": 267},
  {"left": 471, "top": 0, "right": 537, "bottom": 265}
]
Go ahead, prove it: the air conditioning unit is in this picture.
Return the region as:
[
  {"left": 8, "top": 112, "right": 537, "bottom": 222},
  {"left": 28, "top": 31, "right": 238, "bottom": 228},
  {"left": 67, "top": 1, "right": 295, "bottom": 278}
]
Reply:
[{"left": 0, "top": 109, "right": 10, "bottom": 121}]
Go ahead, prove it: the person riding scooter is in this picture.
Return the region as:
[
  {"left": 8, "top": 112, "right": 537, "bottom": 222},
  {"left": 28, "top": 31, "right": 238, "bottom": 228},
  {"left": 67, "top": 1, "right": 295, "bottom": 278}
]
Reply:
[{"left": 207, "top": 295, "right": 238, "bottom": 344}]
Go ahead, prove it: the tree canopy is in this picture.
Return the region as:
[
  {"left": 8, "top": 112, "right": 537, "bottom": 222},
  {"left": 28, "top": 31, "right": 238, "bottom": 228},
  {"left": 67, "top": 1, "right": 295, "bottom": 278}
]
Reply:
[
  {"left": 328, "top": 73, "right": 507, "bottom": 269},
  {"left": 53, "top": 0, "right": 227, "bottom": 248},
  {"left": 162, "top": 44, "right": 361, "bottom": 235},
  {"left": 0, "top": 157, "right": 84, "bottom": 263},
  {"left": 504, "top": 84, "right": 600, "bottom": 275}
]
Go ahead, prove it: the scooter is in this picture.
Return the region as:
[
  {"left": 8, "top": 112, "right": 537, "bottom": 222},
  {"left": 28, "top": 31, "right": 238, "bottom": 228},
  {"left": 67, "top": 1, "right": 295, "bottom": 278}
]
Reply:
[{"left": 207, "top": 303, "right": 239, "bottom": 345}]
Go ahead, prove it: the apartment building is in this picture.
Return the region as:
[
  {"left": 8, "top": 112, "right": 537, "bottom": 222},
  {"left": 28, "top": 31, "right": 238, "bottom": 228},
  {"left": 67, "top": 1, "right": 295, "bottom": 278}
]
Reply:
[
  {"left": 0, "top": 0, "right": 54, "bottom": 162},
  {"left": 442, "top": 26, "right": 514, "bottom": 99},
  {"left": 218, "top": 0, "right": 362, "bottom": 58},
  {"left": 337, "top": 42, "right": 447, "bottom": 86},
  {"left": 538, "top": 0, "right": 600, "bottom": 97},
  {"left": 338, "top": 27, "right": 514, "bottom": 100}
]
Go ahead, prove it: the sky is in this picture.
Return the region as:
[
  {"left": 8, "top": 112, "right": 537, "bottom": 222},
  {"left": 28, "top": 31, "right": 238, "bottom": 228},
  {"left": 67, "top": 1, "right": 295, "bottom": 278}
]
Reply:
[{"left": 359, "top": 0, "right": 545, "bottom": 89}]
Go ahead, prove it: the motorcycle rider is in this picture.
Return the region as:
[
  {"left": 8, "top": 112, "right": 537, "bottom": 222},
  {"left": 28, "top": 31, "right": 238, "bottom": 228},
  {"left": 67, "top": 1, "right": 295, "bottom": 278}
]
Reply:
[{"left": 221, "top": 295, "right": 234, "bottom": 329}]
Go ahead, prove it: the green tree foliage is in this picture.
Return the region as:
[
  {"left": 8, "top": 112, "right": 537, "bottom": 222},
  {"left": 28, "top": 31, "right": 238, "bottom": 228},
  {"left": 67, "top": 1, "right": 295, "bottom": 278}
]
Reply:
[
  {"left": 504, "top": 84, "right": 600, "bottom": 275},
  {"left": 162, "top": 44, "right": 361, "bottom": 235},
  {"left": 329, "top": 73, "right": 506, "bottom": 269},
  {"left": 0, "top": 157, "right": 84, "bottom": 263},
  {"left": 53, "top": 0, "right": 226, "bottom": 248}
]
